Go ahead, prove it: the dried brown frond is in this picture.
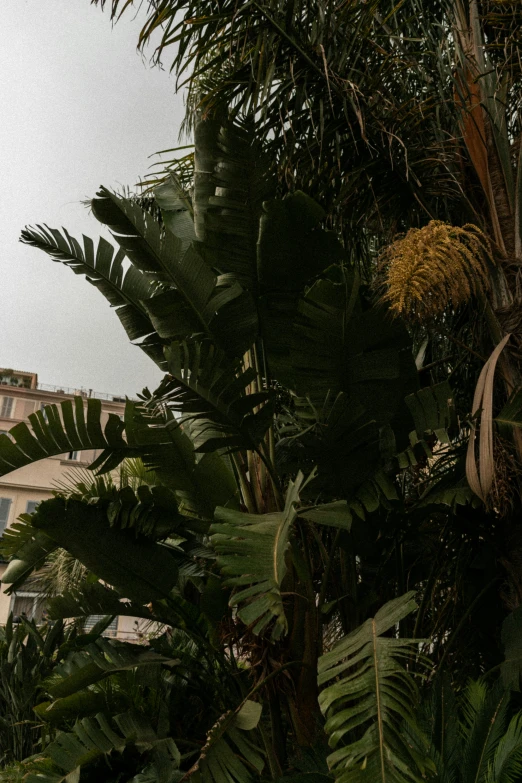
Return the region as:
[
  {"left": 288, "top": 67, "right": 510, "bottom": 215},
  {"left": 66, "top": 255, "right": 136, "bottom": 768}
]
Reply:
[{"left": 378, "top": 220, "right": 493, "bottom": 321}]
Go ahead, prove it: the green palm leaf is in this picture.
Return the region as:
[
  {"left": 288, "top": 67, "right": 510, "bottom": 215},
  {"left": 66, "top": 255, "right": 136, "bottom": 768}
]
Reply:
[
  {"left": 460, "top": 681, "right": 511, "bottom": 783},
  {"left": 318, "top": 592, "right": 428, "bottom": 783},
  {"left": 0, "top": 397, "right": 176, "bottom": 479},
  {"left": 154, "top": 173, "right": 195, "bottom": 247},
  {"left": 0, "top": 397, "right": 125, "bottom": 476},
  {"left": 3, "top": 496, "right": 180, "bottom": 604},
  {"left": 41, "top": 636, "right": 171, "bottom": 703},
  {"left": 20, "top": 225, "right": 157, "bottom": 344},
  {"left": 210, "top": 473, "right": 304, "bottom": 639},
  {"left": 194, "top": 115, "right": 275, "bottom": 289},
  {"left": 159, "top": 340, "right": 274, "bottom": 453},
  {"left": 92, "top": 186, "right": 255, "bottom": 356},
  {"left": 19, "top": 710, "right": 180, "bottom": 783},
  {"left": 190, "top": 700, "right": 264, "bottom": 783},
  {"left": 484, "top": 714, "right": 522, "bottom": 783},
  {"left": 46, "top": 581, "right": 153, "bottom": 625}
]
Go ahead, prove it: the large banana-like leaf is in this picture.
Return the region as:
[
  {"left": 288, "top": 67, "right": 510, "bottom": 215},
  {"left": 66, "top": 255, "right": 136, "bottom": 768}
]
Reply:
[
  {"left": 47, "top": 578, "right": 211, "bottom": 646},
  {"left": 3, "top": 496, "right": 180, "bottom": 604},
  {"left": 0, "top": 393, "right": 237, "bottom": 530},
  {"left": 46, "top": 581, "right": 154, "bottom": 625},
  {"left": 154, "top": 173, "right": 196, "bottom": 248},
  {"left": 20, "top": 225, "right": 157, "bottom": 344},
  {"left": 41, "top": 636, "right": 171, "bottom": 702},
  {"left": 194, "top": 115, "right": 275, "bottom": 290},
  {"left": 273, "top": 264, "right": 417, "bottom": 497},
  {"left": 190, "top": 700, "right": 264, "bottom": 783},
  {"left": 19, "top": 710, "right": 180, "bottom": 783},
  {"left": 91, "top": 186, "right": 254, "bottom": 357},
  {"left": 405, "top": 381, "right": 456, "bottom": 445},
  {"left": 288, "top": 266, "right": 416, "bottom": 415},
  {"left": 277, "top": 391, "right": 397, "bottom": 501},
  {"left": 318, "top": 592, "right": 428, "bottom": 783},
  {"left": 210, "top": 473, "right": 303, "bottom": 639},
  {"left": 257, "top": 192, "right": 345, "bottom": 380},
  {"left": 136, "top": 414, "right": 239, "bottom": 521},
  {"left": 160, "top": 340, "right": 274, "bottom": 454},
  {"left": 0, "top": 515, "right": 58, "bottom": 593},
  {"left": 0, "top": 396, "right": 128, "bottom": 476}
]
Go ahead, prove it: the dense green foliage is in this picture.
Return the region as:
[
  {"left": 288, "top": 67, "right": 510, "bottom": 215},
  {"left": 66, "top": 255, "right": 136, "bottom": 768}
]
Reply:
[{"left": 2, "top": 0, "right": 522, "bottom": 780}]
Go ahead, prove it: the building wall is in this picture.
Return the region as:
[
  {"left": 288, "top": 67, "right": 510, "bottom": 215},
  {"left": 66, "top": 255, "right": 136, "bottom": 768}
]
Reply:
[{"left": 0, "top": 369, "right": 140, "bottom": 640}]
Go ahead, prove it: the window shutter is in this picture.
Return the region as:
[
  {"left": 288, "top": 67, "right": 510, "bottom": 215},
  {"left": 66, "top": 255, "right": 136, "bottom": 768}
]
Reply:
[
  {"left": 84, "top": 615, "right": 118, "bottom": 637},
  {"left": 0, "top": 498, "right": 12, "bottom": 533},
  {"left": 1, "top": 397, "right": 14, "bottom": 418},
  {"left": 23, "top": 400, "right": 36, "bottom": 418}
]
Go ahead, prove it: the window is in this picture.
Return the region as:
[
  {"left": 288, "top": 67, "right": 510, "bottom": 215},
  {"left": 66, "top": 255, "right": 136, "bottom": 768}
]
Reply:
[
  {"left": 0, "top": 498, "right": 12, "bottom": 534},
  {"left": 26, "top": 500, "right": 39, "bottom": 515},
  {"left": 83, "top": 615, "right": 118, "bottom": 637},
  {"left": 1, "top": 397, "right": 14, "bottom": 418},
  {"left": 67, "top": 451, "right": 80, "bottom": 461},
  {"left": 39, "top": 402, "right": 49, "bottom": 422},
  {"left": 10, "top": 592, "right": 46, "bottom": 623}
]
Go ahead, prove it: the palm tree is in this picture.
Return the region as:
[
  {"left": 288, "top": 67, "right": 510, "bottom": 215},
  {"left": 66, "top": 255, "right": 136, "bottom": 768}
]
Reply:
[{"left": 1, "top": 2, "right": 522, "bottom": 776}]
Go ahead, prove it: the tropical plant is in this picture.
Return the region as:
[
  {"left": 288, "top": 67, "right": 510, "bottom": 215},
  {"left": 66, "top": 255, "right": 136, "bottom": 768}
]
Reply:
[
  {"left": 0, "top": 614, "right": 116, "bottom": 769},
  {"left": 4, "top": 0, "right": 522, "bottom": 777}
]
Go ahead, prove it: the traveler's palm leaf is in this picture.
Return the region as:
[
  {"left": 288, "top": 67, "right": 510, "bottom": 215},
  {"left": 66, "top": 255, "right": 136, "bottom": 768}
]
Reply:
[
  {"left": 318, "top": 592, "right": 428, "bottom": 783},
  {"left": 190, "top": 700, "right": 264, "bottom": 783},
  {"left": 91, "top": 186, "right": 251, "bottom": 357},
  {"left": 20, "top": 225, "right": 157, "bottom": 345},
  {"left": 0, "top": 397, "right": 174, "bottom": 478},
  {"left": 194, "top": 115, "right": 275, "bottom": 289},
  {"left": 158, "top": 340, "right": 274, "bottom": 453},
  {"left": 2, "top": 496, "right": 180, "bottom": 604},
  {"left": 40, "top": 637, "right": 170, "bottom": 703},
  {"left": 210, "top": 474, "right": 304, "bottom": 639},
  {"left": 17, "top": 710, "right": 180, "bottom": 783}
]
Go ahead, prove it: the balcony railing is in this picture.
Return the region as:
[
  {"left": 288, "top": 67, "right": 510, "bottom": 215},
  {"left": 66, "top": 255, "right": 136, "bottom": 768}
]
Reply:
[{"left": 36, "top": 383, "right": 127, "bottom": 403}]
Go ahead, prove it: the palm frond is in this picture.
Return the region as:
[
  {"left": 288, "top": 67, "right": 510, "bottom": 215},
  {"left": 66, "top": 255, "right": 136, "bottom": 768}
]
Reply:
[
  {"left": 485, "top": 714, "right": 522, "bottom": 783},
  {"left": 460, "top": 681, "right": 511, "bottom": 783},
  {"left": 20, "top": 225, "right": 158, "bottom": 345},
  {"left": 210, "top": 473, "right": 304, "bottom": 639},
  {"left": 3, "top": 496, "right": 181, "bottom": 604},
  {"left": 158, "top": 340, "right": 274, "bottom": 454},
  {"left": 189, "top": 700, "right": 264, "bottom": 783},
  {"left": 318, "top": 592, "right": 428, "bottom": 783},
  {"left": 19, "top": 709, "right": 180, "bottom": 783},
  {"left": 194, "top": 115, "right": 275, "bottom": 289}
]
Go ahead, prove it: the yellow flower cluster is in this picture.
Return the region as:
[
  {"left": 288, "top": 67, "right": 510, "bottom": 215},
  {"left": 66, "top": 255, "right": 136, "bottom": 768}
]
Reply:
[{"left": 379, "top": 220, "right": 492, "bottom": 321}]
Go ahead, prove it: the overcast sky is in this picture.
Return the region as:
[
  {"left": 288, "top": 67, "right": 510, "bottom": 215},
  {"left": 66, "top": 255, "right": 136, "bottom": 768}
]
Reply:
[{"left": 1, "top": 1, "right": 185, "bottom": 397}]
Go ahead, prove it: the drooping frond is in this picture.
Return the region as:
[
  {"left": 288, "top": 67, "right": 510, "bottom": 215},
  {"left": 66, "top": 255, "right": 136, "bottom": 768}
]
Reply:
[
  {"left": 0, "top": 396, "right": 177, "bottom": 480},
  {"left": 2, "top": 496, "right": 181, "bottom": 604},
  {"left": 20, "top": 225, "right": 158, "bottom": 344}
]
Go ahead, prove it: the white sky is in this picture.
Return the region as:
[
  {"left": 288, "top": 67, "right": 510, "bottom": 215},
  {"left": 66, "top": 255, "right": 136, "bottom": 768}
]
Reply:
[{"left": 1, "top": 1, "right": 185, "bottom": 397}]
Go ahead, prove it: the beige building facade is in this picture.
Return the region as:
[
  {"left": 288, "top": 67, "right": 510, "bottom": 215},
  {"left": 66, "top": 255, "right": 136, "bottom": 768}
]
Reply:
[{"left": 0, "top": 367, "right": 147, "bottom": 641}]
